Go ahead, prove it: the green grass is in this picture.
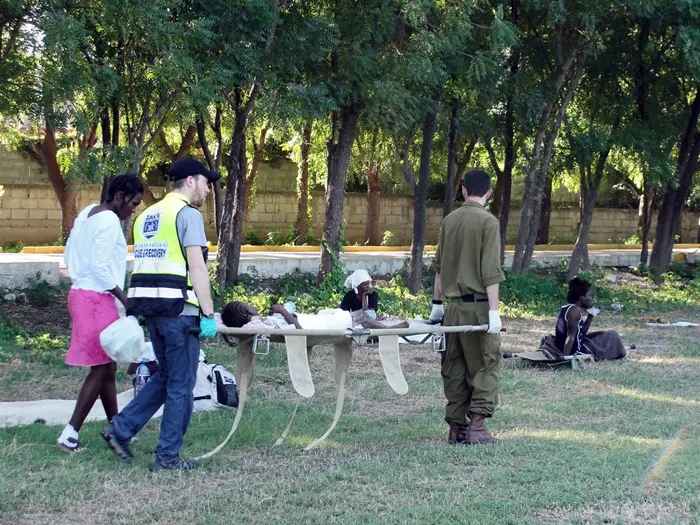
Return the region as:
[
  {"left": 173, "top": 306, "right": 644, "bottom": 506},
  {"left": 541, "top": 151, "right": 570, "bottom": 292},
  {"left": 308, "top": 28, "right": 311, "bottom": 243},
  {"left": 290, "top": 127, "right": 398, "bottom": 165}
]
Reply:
[{"left": 2, "top": 270, "right": 700, "bottom": 523}]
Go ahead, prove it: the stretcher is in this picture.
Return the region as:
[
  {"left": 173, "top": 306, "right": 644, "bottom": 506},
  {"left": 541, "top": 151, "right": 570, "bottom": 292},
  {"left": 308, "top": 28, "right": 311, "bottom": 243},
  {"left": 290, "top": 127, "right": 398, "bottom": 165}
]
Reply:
[{"left": 196, "top": 323, "right": 488, "bottom": 459}]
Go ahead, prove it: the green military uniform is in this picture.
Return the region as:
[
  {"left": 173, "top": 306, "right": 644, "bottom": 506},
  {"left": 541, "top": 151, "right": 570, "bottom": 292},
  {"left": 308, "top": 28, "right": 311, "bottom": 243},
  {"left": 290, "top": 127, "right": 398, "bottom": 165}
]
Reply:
[{"left": 433, "top": 200, "right": 505, "bottom": 425}]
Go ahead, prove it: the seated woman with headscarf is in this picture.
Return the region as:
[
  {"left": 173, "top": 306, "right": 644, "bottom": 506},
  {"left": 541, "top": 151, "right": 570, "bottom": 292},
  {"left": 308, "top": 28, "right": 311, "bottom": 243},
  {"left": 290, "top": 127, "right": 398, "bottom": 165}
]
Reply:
[
  {"left": 340, "top": 269, "right": 378, "bottom": 315},
  {"left": 539, "top": 277, "right": 626, "bottom": 361}
]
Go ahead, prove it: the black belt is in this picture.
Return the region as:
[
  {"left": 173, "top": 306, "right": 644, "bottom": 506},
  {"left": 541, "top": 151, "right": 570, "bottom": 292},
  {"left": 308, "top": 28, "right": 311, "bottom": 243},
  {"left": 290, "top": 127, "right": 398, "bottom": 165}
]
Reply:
[{"left": 460, "top": 294, "right": 488, "bottom": 303}]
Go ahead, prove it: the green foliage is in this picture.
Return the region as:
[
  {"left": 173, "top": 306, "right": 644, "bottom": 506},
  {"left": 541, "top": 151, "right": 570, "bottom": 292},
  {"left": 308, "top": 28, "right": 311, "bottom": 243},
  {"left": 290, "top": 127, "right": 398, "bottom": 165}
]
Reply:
[
  {"left": 264, "top": 226, "right": 295, "bottom": 246},
  {"left": 622, "top": 230, "right": 643, "bottom": 245},
  {"left": 215, "top": 262, "right": 700, "bottom": 324},
  {"left": 3, "top": 242, "right": 24, "bottom": 253},
  {"left": 244, "top": 230, "right": 265, "bottom": 246},
  {"left": 262, "top": 136, "right": 289, "bottom": 165},
  {"left": 381, "top": 231, "right": 400, "bottom": 247},
  {"left": 0, "top": 319, "right": 67, "bottom": 365},
  {"left": 13, "top": 333, "right": 68, "bottom": 364},
  {"left": 26, "top": 277, "right": 52, "bottom": 307}
]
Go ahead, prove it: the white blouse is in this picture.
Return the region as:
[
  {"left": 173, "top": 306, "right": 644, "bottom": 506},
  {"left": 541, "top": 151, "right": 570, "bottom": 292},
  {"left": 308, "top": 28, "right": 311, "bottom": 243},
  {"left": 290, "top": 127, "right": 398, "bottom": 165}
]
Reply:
[{"left": 64, "top": 205, "right": 127, "bottom": 293}]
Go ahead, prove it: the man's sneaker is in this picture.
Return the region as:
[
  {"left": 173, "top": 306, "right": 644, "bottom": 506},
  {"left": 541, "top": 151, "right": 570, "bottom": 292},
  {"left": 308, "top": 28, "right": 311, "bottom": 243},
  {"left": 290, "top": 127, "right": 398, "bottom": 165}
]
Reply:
[
  {"left": 149, "top": 456, "right": 198, "bottom": 473},
  {"left": 101, "top": 424, "right": 134, "bottom": 461}
]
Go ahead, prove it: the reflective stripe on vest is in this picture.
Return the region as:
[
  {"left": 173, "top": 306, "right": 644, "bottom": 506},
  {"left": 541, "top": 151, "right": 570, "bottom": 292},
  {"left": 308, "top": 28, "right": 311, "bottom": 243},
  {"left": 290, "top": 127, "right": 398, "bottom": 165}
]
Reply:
[{"left": 127, "top": 193, "right": 200, "bottom": 317}]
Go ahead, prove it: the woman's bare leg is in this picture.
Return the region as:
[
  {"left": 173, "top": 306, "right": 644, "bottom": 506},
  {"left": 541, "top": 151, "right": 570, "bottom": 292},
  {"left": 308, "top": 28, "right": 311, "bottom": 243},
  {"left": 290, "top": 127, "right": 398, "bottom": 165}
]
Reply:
[
  {"left": 99, "top": 362, "right": 119, "bottom": 422},
  {"left": 68, "top": 363, "right": 115, "bottom": 430}
]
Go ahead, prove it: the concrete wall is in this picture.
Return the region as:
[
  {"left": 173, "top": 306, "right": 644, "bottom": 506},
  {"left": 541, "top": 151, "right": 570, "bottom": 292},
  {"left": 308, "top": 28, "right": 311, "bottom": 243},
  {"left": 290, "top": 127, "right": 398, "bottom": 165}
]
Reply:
[{"left": 1, "top": 145, "right": 699, "bottom": 246}]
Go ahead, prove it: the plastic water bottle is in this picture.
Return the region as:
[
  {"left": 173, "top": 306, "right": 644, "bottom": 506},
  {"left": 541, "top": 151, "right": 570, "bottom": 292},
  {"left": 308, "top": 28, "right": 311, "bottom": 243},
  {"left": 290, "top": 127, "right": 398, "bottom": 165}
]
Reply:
[{"left": 135, "top": 361, "right": 150, "bottom": 396}]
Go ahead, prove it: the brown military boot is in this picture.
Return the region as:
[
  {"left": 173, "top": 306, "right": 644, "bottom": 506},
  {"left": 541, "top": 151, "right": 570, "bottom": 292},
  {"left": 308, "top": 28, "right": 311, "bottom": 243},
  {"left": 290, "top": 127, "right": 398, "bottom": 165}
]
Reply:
[
  {"left": 448, "top": 422, "right": 468, "bottom": 444},
  {"left": 465, "top": 414, "right": 496, "bottom": 445}
]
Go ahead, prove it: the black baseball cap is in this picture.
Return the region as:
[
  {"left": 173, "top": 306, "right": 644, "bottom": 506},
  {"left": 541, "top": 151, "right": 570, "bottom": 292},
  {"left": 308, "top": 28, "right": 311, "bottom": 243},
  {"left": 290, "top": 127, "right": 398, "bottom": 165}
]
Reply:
[{"left": 168, "top": 158, "right": 221, "bottom": 183}]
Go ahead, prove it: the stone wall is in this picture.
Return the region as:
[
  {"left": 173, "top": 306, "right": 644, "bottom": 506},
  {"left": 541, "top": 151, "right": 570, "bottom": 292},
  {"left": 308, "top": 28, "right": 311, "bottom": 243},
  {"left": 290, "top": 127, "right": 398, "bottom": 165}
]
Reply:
[{"left": 1, "top": 145, "right": 699, "bottom": 246}]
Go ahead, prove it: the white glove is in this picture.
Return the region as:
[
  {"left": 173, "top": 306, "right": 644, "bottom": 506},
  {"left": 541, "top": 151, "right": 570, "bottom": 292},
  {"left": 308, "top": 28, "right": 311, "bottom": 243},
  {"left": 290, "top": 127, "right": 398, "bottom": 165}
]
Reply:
[
  {"left": 488, "top": 310, "right": 502, "bottom": 334},
  {"left": 587, "top": 307, "right": 600, "bottom": 317},
  {"left": 429, "top": 303, "right": 444, "bottom": 322}
]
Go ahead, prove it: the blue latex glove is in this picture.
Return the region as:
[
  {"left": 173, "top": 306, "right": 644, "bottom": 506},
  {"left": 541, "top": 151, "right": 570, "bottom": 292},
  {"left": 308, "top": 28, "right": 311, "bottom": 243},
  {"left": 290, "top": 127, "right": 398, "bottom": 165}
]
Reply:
[{"left": 199, "top": 316, "right": 218, "bottom": 338}]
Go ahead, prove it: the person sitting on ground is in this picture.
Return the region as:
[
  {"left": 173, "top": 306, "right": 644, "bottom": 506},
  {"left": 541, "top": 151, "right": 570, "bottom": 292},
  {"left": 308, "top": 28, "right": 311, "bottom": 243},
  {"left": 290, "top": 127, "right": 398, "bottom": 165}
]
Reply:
[
  {"left": 221, "top": 301, "right": 409, "bottom": 330},
  {"left": 340, "top": 269, "right": 379, "bottom": 314},
  {"left": 539, "top": 277, "right": 626, "bottom": 361}
]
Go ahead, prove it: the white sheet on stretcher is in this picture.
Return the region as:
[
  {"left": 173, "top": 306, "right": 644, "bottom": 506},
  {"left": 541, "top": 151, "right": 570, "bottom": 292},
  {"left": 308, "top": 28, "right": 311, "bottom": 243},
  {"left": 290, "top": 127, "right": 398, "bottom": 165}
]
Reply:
[{"left": 298, "top": 311, "right": 437, "bottom": 344}]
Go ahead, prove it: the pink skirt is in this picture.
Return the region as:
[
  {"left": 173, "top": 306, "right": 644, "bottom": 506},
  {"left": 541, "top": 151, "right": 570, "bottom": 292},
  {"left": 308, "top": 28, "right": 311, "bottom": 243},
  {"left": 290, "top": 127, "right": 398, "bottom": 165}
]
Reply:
[{"left": 65, "top": 289, "right": 119, "bottom": 367}]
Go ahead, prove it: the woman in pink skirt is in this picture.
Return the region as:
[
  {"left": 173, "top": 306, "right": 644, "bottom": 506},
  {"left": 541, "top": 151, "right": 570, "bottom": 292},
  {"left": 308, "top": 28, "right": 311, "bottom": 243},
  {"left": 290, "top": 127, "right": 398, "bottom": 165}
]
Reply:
[{"left": 57, "top": 174, "right": 144, "bottom": 453}]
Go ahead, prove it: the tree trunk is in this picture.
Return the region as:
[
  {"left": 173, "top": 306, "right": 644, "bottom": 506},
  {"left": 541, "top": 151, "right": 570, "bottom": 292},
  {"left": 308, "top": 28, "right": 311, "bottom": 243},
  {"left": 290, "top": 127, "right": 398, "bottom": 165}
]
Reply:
[
  {"left": 33, "top": 122, "right": 79, "bottom": 242},
  {"left": 99, "top": 106, "right": 111, "bottom": 202},
  {"left": 61, "top": 187, "right": 79, "bottom": 242},
  {"left": 516, "top": 41, "right": 591, "bottom": 274},
  {"left": 443, "top": 102, "right": 458, "bottom": 218},
  {"left": 491, "top": 169, "right": 504, "bottom": 219},
  {"left": 499, "top": 0, "right": 519, "bottom": 263},
  {"left": 408, "top": 108, "right": 439, "bottom": 294},
  {"left": 173, "top": 125, "right": 197, "bottom": 162},
  {"left": 511, "top": 34, "right": 582, "bottom": 274},
  {"left": 242, "top": 126, "right": 268, "bottom": 234},
  {"left": 216, "top": 86, "right": 260, "bottom": 287},
  {"left": 364, "top": 129, "right": 381, "bottom": 245},
  {"left": 111, "top": 100, "right": 120, "bottom": 147},
  {"left": 101, "top": 107, "right": 111, "bottom": 147},
  {"left": 636, "top": 18, "right": 652, "bottom": 266},
  {"left": 639, "top": 181, "right": 654, "bottom": 265},
  {"left": 318, "top": 102, "right": 362, "bottom": 282},
  {"left": 197, "top": 117, "right": 222, "bottom": 236},
  {"left": 484, "top": 141, "right": 504, "bottom": 218},
  {"left": 537, "top": 175, "right": 552, "bottom": 244},
  {"left": 567, "top": 117, "right": 617, "bottom": 281},
  {"left": 650, "top": 85, "right": 700, "bottom": 280},
  {"left": 295, "top": 124, "right": 312, "bottom": 244},
  {"left": 568, "top": 189, "right": 597, "bottom": 281}
]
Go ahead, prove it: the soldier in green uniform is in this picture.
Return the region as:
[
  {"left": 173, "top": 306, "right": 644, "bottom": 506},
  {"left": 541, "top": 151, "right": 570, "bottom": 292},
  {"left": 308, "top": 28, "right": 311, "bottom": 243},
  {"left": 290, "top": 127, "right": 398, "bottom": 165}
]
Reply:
[{"left": 429, "top": 169, "right": 504, "bottom": 445}]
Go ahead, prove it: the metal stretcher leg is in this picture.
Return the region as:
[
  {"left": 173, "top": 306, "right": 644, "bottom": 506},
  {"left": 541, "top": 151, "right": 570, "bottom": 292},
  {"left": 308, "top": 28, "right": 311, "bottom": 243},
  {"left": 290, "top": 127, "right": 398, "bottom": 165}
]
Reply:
[
  {"left": 377, "top": 335, "right": 409, "bottom": 395},
  {"left": 304, "top": 340, "right": 353, "bottom": 451}
]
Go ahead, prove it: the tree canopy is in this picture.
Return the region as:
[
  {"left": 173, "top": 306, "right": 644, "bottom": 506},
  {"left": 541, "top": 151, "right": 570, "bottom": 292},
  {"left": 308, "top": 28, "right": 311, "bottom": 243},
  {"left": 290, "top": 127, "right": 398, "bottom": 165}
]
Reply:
[{"left": 2, "top": 0, "right": 700, "bottom": 284}]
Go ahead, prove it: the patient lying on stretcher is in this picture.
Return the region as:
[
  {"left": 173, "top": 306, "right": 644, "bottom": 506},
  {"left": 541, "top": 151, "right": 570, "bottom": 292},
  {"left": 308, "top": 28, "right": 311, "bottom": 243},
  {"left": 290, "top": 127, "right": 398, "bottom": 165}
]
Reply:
[{"left": 220, "top": 301, "right": 409, "bottom": 330}]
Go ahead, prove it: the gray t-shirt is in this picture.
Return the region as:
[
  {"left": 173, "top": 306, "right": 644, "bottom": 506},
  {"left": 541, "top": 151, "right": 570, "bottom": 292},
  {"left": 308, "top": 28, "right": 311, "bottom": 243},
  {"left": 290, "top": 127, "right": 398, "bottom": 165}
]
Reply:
[{"left": 176, "top": 206, "right": 208, "bottom": 316}]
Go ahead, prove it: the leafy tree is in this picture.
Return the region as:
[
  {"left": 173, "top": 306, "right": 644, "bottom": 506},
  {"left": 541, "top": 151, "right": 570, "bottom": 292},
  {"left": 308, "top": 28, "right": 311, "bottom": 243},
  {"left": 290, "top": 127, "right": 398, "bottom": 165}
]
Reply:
[{"left": 511, "top": 0, "right": 617, "bottom": 275}]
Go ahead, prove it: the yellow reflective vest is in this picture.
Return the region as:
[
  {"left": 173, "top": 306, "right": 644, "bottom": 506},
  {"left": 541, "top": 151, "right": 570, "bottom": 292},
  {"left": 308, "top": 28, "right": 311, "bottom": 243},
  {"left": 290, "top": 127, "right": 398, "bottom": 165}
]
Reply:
[{"left": 127, "top": 193, "right": 203, "bottom": 317}]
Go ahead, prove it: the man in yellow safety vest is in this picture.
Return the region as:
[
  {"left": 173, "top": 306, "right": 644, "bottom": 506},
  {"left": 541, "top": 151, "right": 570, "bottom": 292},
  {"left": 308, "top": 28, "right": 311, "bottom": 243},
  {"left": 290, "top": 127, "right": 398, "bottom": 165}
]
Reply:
[{"left": 102, "top": 158, "right": 220, "bottom": 472}]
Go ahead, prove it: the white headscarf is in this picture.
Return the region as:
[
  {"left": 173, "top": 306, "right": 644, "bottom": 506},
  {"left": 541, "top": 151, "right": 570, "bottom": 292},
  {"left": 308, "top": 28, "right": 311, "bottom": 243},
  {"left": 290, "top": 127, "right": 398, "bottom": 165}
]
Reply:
[{"left": 344, "top": 269, "right": 372, "bottom": 294}]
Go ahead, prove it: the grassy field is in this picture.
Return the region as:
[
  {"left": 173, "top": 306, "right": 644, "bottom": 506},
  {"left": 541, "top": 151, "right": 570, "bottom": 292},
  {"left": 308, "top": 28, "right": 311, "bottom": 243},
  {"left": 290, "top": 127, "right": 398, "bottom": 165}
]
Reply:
[{"left": 2, "top": 274, "right": 700, "bottom": 524}]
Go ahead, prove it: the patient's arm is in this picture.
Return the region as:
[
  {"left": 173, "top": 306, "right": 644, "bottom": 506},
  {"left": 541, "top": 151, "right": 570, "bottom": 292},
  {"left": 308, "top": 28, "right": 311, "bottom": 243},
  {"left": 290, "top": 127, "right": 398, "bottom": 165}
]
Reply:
[{"left": 269, "top": 305, "right": 303, "bottom": 330}]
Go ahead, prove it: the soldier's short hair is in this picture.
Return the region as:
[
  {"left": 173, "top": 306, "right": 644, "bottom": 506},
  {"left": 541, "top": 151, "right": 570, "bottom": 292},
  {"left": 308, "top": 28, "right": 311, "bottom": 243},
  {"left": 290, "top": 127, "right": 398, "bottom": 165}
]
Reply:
[{"left": 463, "top": 169, "right": 491, "bottom": 197}]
